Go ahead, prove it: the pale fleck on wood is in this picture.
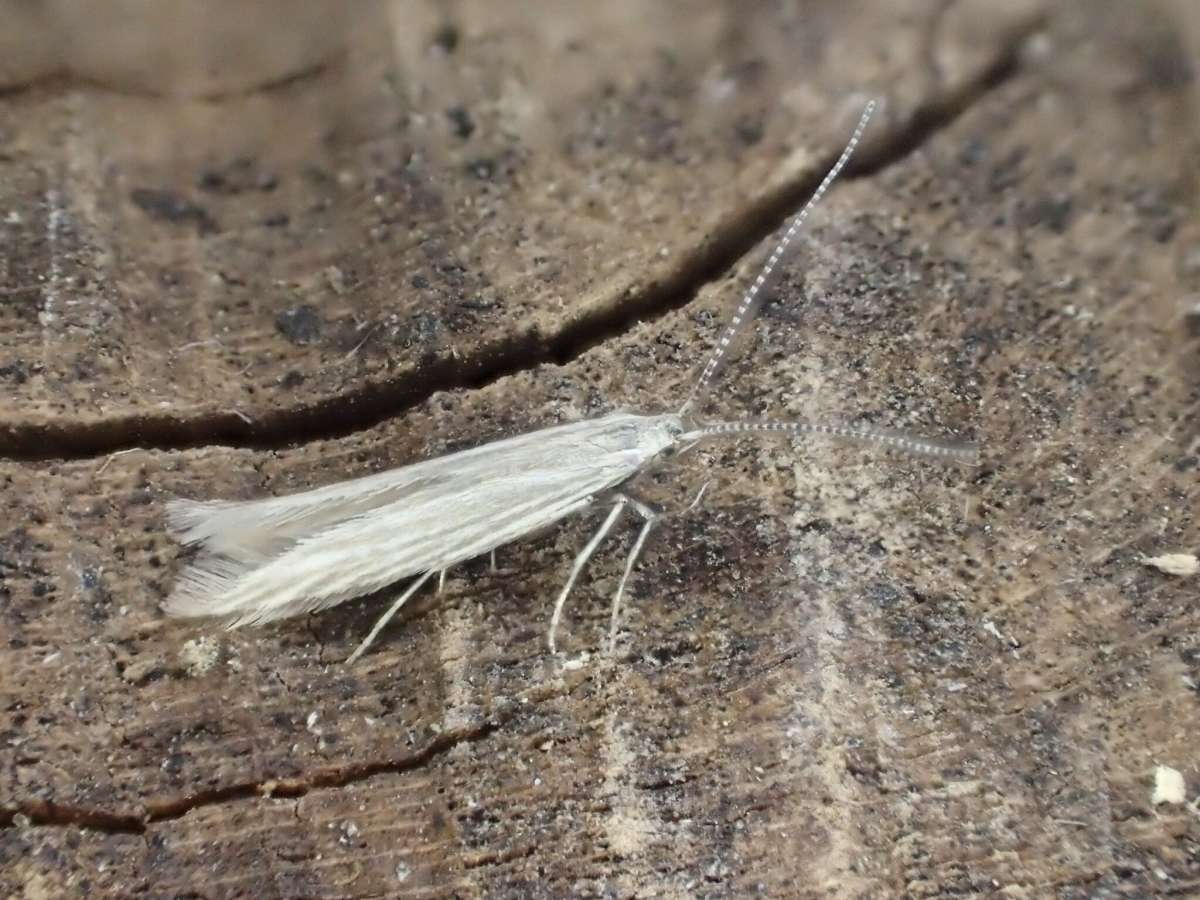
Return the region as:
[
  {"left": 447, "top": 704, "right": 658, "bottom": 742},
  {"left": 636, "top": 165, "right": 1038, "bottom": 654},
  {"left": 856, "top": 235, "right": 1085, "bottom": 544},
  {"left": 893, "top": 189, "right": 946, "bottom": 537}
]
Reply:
[
  {"left": 1152, "top": 765, "right": 1187, "bottom": 806},
  {"left": 1142, "top": 553, "right": 1199, "bottom": 577}
]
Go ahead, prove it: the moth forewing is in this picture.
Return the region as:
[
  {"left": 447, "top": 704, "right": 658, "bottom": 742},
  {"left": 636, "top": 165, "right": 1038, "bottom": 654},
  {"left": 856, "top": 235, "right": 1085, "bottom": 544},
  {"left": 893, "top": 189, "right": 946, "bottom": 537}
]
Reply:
[{"left": 164, "top": 413, "right": 684, "bottom": 628}]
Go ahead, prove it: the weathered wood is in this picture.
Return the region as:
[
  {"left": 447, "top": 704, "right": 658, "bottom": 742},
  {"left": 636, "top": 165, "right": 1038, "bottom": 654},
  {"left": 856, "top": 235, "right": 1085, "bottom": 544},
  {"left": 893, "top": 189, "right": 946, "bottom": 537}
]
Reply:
[
  {"left": 3, "top": 1, "right": 1198, "bottom": 897},
  {"left": 0, "top": 0, "right": 1034, "bottom": 458}
]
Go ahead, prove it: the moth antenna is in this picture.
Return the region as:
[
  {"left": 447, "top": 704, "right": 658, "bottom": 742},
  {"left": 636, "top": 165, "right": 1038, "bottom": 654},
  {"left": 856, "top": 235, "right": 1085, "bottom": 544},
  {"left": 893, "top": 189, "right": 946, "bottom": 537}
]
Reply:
[
  {"left": 680, "top": 99, "right": 877, "bottom": 417},
  {"left": 686, "top": 419, "right": 980, "bottom": 466}
]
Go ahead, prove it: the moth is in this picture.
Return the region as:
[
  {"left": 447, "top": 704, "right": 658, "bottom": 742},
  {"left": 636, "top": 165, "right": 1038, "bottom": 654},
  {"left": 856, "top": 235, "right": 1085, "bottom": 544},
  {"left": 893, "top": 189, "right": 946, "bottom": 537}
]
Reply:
[{"left": 165, "top": 101, "right": 978, "bottom": 662}]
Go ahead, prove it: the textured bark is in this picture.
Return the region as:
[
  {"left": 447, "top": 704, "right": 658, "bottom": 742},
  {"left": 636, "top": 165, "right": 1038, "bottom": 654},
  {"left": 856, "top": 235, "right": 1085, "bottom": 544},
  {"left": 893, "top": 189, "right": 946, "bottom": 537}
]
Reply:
[{"left": 2, "top": 1, "right": 1198, "bottom": 898}]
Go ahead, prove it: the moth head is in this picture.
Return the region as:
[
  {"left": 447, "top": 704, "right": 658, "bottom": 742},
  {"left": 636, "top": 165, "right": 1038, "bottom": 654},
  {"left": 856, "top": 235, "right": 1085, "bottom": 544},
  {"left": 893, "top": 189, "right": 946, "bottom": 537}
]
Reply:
[{"left": 640, "top": 414, "right": 687, "bottom": 460}]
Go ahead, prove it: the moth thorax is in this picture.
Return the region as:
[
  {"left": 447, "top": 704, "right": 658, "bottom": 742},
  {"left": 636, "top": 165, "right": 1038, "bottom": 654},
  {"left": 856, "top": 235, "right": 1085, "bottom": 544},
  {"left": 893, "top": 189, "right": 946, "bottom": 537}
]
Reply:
[{"left": 635, "top": 414, "right": 685, "bottom": 457}]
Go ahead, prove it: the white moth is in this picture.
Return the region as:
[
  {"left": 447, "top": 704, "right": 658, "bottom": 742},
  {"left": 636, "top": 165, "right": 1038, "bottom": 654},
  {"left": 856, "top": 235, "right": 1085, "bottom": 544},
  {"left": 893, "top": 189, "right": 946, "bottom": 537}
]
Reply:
[{"left": 165, "top": 101, "right": 978, "bottom": 662}]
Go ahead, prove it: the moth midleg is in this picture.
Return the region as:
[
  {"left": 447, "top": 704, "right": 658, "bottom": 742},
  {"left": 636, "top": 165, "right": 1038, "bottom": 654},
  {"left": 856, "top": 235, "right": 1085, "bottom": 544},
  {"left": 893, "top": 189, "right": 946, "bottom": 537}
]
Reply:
[
  {"left": 548, "top": 496, "right": 627, "bottom": 653},
  {"left": 607, "top": 496, "right": 660, "bottom": 654},
  {"left": 605, "top": 482, "right": 715, "bottom": 652},
  {"left": 346, "top": 569, "right": 435, "bottom": 664}
]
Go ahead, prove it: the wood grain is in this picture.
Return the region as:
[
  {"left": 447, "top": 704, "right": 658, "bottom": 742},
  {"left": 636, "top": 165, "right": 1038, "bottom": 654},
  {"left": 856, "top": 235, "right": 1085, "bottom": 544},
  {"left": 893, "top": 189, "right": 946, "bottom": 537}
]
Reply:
[{"left": 2, "top": 1, "right": 1197, "bottom": 897}]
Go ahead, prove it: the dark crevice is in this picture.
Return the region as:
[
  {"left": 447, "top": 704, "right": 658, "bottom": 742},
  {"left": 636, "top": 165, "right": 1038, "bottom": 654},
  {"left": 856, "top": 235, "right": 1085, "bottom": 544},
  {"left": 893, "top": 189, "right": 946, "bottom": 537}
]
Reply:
[
  {"left": 462, "top": 842, "right": 539, "bottom": 871},
  {"left": 0, "top": 717, "right": 497, "bottom": 836},
  {"left": 0, "top": 53, "right": 341, "bottom": 102},
  {"left": 1, "top": 676, "right": 584, "bottom": 836},
  {"left": 0, "top": 799, "right": 145, "bottom": 835},
  {"left": 0, "top": 16, "right": 1043, "bottom": 464}
]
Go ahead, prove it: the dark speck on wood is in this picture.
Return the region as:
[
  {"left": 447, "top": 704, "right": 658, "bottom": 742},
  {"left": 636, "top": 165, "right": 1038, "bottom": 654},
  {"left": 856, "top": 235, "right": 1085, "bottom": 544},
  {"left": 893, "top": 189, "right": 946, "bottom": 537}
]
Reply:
[
  {"left": 1020, "top": 196, "right": 1073, "bottom": 233},
  {"left": 275, "top": 305, "right": 323, "bottom": 344},
  {"left": 734, "top": 117, "right": 764, "bottom": 146},
  {"left": 130, "top": 188, "right": 218, "bottom": 235},
  {"left": 432, "top": 22, "right": 459, "bottom": 54},
  {"left": 197, "top": 157, "right": 279, "bottom": 195},
  {"left": 0, "top": 361, "right": 28, "bottom": 384},
  {"left": 468, "top": 158, "right": 495, "bottom": 180},
  {"left": 446, "top": 106, "right": 475, "bottom": 140}
]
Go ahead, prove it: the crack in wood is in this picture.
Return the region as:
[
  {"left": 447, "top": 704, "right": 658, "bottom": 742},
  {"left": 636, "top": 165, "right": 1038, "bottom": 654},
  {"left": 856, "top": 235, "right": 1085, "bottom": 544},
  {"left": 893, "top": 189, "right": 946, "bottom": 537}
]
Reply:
[
  {"left": 0, "top": 54, "right": 340, "bottom": 103},
  {"left": 0, "top": 716, "right": 498, "bottom": 836},
  {"left": 0, "top": 12, "right": 1043, "bottom": 464},
  {"left": 1, "top": 674, "right": 586, "bottom": 837}
]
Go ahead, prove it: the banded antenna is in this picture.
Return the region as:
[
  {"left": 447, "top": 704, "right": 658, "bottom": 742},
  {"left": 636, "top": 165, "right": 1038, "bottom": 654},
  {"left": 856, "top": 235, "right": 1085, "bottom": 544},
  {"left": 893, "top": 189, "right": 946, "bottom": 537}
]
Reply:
[
  {"left": 686, "top": 420, "right": 980, "bottom": 466},
  {"left": 680, "top": 99, "right": 876, "bottom": 417}
]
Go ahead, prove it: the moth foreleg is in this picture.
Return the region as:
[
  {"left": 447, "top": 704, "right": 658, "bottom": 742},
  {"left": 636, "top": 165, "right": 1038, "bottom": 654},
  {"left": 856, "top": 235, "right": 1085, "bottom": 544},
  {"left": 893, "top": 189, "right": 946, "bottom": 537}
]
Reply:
[
  {"left": 346, "top": 570, "right": 435, "bottom": 664},
  {"left": 608, "top": 496, "right": 660, "bottom": 655},
  {"left": 606, "top": 485, "right": 710, "bottom": 654},
  {"left": 548, "top": 497, "right": 627, "bottom": 653},
  {"left": 684, "top": 480, "right": 712, "bottom": 514}
]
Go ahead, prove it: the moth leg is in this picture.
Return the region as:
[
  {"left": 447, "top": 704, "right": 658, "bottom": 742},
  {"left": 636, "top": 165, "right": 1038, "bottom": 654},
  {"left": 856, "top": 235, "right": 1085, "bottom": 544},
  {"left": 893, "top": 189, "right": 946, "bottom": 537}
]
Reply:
[
  {"left": 490, "top": 548, "right": 497, "bottom": 573},
  {"left": 437, "top": 569, "right": 447, "bottom": 595},
  {"left": 684, "top": 480, "right": 712, "bottom": 514},
  {"left": 606, "top": 487, "right": 703, "bottom": 653},
  {"left": 608, "top": 496, "right": 660, "bottom": 654},
  {"left": 346, "top": 570, "right": 435, "bottom": 664},
  {"left": 548, "top": 496, "right": 627, "bottom": 653}
]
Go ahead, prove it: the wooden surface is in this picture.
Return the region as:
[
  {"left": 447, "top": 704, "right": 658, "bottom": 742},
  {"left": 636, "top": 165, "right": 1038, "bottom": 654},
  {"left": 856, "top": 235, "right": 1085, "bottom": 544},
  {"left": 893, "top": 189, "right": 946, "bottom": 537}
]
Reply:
[{"left": 2, "top": 1, "right": 1198, "bottom": 897}]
